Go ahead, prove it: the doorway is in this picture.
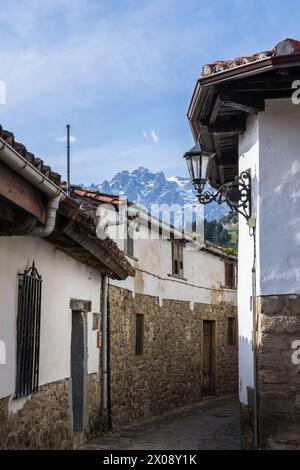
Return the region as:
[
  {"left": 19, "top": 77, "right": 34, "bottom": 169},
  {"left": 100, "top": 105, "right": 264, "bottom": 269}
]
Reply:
[
  {"left": 71, "top": 310, "right": 88, "bottom": 432},
  {"left": 202, "top": 320, "right": 216, "bottom": 396}
]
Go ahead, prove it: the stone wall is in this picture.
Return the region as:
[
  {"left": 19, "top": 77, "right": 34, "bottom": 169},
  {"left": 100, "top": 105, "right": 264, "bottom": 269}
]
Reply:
[
  {"left": 256, "top": 294, "right": 300, "bottom": 449},
  {"left": 108, "top": 286, "right": 237, "bottom": 429},
  {"left": 86, "top": 373, "right": 102, "bottom": 440},
  {"left": 0, "top": 379, "right": 72, "bottom": 449}
]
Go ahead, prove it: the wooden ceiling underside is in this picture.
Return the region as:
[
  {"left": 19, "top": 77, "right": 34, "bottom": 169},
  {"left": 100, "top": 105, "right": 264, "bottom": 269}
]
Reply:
[{"left": 190, "top": 65, "right": 300, "bottom": 189}]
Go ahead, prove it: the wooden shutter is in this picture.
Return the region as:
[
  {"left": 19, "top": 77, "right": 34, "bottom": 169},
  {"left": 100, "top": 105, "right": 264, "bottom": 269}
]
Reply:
[
  {"left": 178, "top": 244, "right": 184, "bottom": 278},
  {"left": 225, "top": 262, "right": 234, "bottom": 288},
  {"left": 172, "top": 242, "right": 184, "bottom": 277},
  {"left": 126, "top": 223, "right": 134, "bottom": 256}
]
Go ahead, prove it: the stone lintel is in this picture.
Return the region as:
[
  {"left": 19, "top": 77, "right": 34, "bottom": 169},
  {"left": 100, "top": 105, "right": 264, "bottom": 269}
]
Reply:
[{"left": 70, "top": 298, "right": 92, "bottom": 312}]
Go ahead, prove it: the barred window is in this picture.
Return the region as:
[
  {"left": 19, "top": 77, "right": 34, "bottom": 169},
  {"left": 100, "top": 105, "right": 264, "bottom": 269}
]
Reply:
[{"left": 15, "top": 261, "right": 42, "bottom": 398}]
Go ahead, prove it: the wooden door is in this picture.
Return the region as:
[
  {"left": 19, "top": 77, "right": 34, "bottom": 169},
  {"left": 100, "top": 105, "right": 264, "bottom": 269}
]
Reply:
[{"left": 202, "top": 320, "right": 215, "bottom": 396}]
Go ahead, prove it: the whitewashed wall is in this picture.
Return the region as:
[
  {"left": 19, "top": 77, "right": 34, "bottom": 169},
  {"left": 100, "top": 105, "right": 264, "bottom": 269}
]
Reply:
[
  {"left": 238, "top": 114, "right": 259, "bottom": 404},
  {"left": 238, "top": 98, "right": 300, "bottom": 405},
  {"left": 0, "top": 236, "right": 101, "bottom": 400},
  {"left": 107, "top": 218, "right": 237, "bottom": 307},
  {"left": 259, "top": 99, "right": 300, "bottom": 295}
]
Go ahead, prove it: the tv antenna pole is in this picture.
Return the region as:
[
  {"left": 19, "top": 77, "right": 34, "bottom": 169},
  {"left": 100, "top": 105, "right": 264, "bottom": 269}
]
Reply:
[{"left": 66, "top": 124, "right": 71, "bottom": 196}]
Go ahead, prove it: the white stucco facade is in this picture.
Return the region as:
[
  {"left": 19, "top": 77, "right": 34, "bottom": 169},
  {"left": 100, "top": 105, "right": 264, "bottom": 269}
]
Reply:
[
  {"left": 0, "top": 236, "right": 101, "bottom": 400},
  {"left": 107, "top": 217, "right": 237, "bottom": 307},
  {"left": 238, "top": 98, "right": 300, "bottom": 404}
]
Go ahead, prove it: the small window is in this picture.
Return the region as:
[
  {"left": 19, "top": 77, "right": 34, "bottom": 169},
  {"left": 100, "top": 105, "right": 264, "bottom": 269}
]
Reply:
[
  {"left": 224, "top": 262, "right": 236, "bottom": 289},
  {"left": 227, "top": 317, "right": 236, "bottom": 346},
  {"left": 125, "top": 222, "right": 134, "bottom": 257},
  {"left": 135, "top": 314, "right": 144, "bottom": 355},
  {"left": 16, "top": 261, "right": 42, "bottom": 398},
  {"left": 172, "top": 242, "right": 184, "bottom": 277}
]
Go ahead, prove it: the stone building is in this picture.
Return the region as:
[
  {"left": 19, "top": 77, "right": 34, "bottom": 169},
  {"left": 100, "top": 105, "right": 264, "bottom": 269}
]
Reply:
[
  {"left": 0, "top": 129, "right": 134, "bottom": 449},
  {"left": 73, "top": 189, "right": 238, "bottom": 430},
  {"left": 186, "top": 38, "right": 300, "bottom": 449}
]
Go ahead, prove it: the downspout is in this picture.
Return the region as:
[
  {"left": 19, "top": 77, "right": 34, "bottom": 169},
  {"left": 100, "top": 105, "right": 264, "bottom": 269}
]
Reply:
[
  {"left": 251, "top": 223, "right": 259, "bottom": 449},
  {"left": 0, "top": 138, "right": 66, "bottom": 237},
  {"left": 101, "top": 274, "right": 109, "bottom": 419},
  {"left": 30, "top": 193, "right": 65, "bottom": 237}
]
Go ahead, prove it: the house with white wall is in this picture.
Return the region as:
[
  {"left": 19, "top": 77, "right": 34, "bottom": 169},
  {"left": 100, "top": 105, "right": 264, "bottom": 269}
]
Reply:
[
  {"left": 73, "top": 189, "right": 238, "bottom": 429},
  {"left": 187, "top": 38, "right": 300, "bottom": 449},
  {"left": 0, "top": 129, "right": 134, "bottom": 449}
]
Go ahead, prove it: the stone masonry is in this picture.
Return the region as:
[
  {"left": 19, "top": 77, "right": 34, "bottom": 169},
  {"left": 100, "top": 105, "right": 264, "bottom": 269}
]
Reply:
[
  {"left": 0, "top": 379, "right": 72, "bottom": 450},
  {"left": 0, "top": 373, "right": 102, "bottom": 450},
  {"left": 256, "top": 294, "right": 300, "bottom": 449},
  {"left": 108, "top": 286, "right": 237, "bottom": 430}
]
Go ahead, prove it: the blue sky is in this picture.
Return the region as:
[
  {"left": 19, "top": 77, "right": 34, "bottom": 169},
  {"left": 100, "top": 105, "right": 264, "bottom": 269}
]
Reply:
[{"left": 0, "top": 0, "right": 299, "bottom": 184}]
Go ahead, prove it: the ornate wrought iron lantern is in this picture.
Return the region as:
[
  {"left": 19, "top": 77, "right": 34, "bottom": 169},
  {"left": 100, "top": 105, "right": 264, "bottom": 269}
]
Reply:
[{"left": 183, "top": 142, "right": 251, "bottom": 222}]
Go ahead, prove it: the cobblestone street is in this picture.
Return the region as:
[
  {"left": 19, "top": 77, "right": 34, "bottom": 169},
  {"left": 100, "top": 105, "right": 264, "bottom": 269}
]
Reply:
[{"left": 81, "top": 396, "right": 240, "bottom": 450}]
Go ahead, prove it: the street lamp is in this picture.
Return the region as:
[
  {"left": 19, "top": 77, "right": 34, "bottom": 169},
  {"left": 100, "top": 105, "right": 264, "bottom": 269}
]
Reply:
[{"left": 183, "top": 141, "right": 251, "bottom": 222}]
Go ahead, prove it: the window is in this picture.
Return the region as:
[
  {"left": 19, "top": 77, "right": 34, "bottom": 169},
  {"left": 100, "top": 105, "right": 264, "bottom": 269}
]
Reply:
[
  {"left": 172, "top": 242, "right": 184, "bottom": 277},
  {"left": 125, "top": 222, "right": 134, "bottom": 257},
  {"left": 16, "top": 262, "right": 42, "bottom": 398},
  {"left": 224, "top": 262, "right": 236, "bottom": 289},
  {"left": 135, "top": 314, "right": 144, "bottom": 355},
  {"left": 227, "top": 317, "right": 236, "bottom": 346}
]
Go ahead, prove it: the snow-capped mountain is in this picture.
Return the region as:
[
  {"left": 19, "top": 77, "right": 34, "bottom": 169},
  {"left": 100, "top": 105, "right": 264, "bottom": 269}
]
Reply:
[{"left": 85, "top": 167, "right": 230, "bottom": 222}]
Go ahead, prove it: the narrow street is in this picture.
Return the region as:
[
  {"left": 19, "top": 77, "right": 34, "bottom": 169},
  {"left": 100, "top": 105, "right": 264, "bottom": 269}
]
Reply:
[{"left": 81, "top": 396, "right": 240, "bottom": 450}]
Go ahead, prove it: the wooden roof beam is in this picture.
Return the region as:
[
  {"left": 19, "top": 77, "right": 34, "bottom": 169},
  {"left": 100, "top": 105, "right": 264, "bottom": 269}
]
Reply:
[{"left": 220, "top": 91, "right": 265, "bottom": 114}]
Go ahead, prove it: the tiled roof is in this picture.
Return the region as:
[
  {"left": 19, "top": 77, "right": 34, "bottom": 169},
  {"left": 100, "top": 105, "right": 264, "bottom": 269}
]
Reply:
[
  {"left": 201, "top": 38, "right": 300, "bottom": 77},
  {"left": 0, "top": 126, "right": 63, "bottom": 186},
  {"left": 56, "top": 196, "right": 135, "bottom": 278},
  {"left": 0, "top": 127, "right": 134, "bottom": 278},
  {"left": 73, "top": 188, "right": 125, "bottom": 207}
]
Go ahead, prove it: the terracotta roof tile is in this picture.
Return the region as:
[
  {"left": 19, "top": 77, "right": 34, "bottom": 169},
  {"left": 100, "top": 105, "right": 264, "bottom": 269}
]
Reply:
[
  {"left": 0, "top": 125, "right": 63, "bottom": 186},
  {"left": 73, "top": 188, "right": 129, "bottom": 207}
]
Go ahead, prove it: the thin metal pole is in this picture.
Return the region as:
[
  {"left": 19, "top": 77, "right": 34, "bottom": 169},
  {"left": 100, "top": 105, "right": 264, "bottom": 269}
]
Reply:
[
  {"left": 252, "top": 226, "right": 259, "bottom": 449},
  {"left": 66, "top": 124, "right": 70, "bottom": 196},
  {"left": 101, "top": 274, "right": 108, "bottom": 411}
]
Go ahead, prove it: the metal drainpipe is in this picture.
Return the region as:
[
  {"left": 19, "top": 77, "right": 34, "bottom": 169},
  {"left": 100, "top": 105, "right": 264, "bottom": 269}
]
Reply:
[
  {"left": 0, "top": 138, "right": 66, "bottom": 237},
  {"left": 30, "top": 193, "right": 65, "bottom": 238},
  {"left": 101, "top": 274, "right": 108, "bottom": 412},
  {"left": 251, "top": 225, "right": 259, "bottom": 449}
]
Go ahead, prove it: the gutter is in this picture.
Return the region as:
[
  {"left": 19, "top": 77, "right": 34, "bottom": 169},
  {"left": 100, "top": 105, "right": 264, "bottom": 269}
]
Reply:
[
  {"left": 188, "top": 52, "right": 300, "bottom": 123},
  {"left": 0, "top": 137, "right": 66, "bottom": 237},
  {"left": 101, "top": 274, "right": 111, "bottom": 429}
]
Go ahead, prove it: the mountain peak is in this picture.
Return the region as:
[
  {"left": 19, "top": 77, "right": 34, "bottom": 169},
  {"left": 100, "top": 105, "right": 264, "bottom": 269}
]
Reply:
[{"left": 83, "top": 167, "right": 230, "bottom": 222}]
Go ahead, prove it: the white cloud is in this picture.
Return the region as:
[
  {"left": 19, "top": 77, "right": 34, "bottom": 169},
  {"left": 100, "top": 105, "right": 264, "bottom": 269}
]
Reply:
[
  {"left": 142, "top": 129, "right": 159, "bottom": 143},
  {"left": 56, "top": 135, "right": 77, "bottom": 143},
  {"left": 150, "top": 129, "right": 159, "bottom": 143}
]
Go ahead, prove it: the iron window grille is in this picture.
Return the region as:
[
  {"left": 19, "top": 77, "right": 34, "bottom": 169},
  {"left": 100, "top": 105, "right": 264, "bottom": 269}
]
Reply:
[{"left": 15, "top": 261, "right": 42, "bottom": 398}]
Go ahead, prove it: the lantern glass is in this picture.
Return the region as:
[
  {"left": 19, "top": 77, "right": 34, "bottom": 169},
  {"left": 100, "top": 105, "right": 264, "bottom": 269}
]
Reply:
[{"left": 201, "top": 155, "right": 209, "bottom": 183}]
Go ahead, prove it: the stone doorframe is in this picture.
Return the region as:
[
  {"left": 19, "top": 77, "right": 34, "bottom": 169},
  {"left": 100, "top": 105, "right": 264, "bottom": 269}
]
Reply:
[{"left": 69, "top": 298, "right": 92, "bottom": 435}]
